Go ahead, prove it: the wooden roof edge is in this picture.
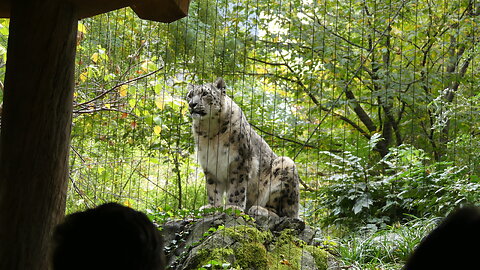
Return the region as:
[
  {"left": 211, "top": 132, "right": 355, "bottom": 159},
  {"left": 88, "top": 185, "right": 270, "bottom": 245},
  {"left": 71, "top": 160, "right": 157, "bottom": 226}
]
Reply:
[{"left": 0, "top": 0, "right": 190, "bottom": 23}]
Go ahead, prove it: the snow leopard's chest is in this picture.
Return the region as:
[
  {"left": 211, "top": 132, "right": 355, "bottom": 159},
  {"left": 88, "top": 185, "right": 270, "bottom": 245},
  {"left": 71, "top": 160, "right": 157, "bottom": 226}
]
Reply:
[{"left": 196, "top": 133, "right": 240, "bottom": 182}]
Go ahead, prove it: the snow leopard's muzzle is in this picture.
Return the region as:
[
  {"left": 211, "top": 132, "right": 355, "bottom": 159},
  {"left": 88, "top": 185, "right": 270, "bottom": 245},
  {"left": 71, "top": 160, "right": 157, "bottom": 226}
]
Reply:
[{"left": 188, "top": 101, "right": 207, "bottom": 119}]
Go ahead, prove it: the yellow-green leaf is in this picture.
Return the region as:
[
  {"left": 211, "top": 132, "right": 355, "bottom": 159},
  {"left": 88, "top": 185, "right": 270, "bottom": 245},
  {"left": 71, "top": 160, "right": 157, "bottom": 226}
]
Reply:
[
  {"left": 141, "top": 60, "right": 157, "bottom": 73},
  {"left": 79, "top": 71, "right": 88, "bottom": 82},
  {"left": 119, "top": 85, "right": 128, "bottom": 97},
  {"left": 129, "top": 99, "right": 136, "bottom": 108},
  {"left": 91, "top": 52, "right": 99, "bottom": 63},
  {"left": 155, "top": 97, "right": 165, "bottom": 110},
  {"left": 78, "top": 22, "right": 87, "bottom": 34}
]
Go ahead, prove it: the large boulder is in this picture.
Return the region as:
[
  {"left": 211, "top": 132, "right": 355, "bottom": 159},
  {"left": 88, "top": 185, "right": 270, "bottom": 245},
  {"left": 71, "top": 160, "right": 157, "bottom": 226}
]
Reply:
[{"left": 162, "top": 213, "right": 340, "bottom": 270}]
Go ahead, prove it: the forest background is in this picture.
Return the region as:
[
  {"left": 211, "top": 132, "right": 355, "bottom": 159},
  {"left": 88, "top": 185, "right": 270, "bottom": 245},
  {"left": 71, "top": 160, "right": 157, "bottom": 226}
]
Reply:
[{"left": 0, "top": 0, "right": 479, "bottom": 268}]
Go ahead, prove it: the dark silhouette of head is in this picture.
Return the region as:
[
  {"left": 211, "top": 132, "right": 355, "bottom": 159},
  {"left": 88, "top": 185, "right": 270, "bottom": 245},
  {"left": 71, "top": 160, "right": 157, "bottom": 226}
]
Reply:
[
  {"left": 404, "top": 206, "right": 480, "bottom": 270},
  {"left": 52, "top": 203, "right": 165, "bottom": 270}
]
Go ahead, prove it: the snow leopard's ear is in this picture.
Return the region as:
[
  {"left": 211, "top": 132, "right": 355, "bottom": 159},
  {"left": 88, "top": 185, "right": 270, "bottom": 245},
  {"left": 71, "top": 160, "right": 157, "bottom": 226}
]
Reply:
[{"left": 215, "top": 77, "right": 226, "bottom": 93}]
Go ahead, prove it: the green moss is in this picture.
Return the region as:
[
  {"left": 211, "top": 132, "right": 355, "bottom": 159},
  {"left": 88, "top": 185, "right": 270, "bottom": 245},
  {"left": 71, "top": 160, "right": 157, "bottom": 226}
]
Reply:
[
  {"left": 208, "top": 248, "right": 235, "bottom": 260},
  {"left": 304, "top": 246, "right": 330, "bottom": 270},
  {"left": 188, "top": 225, "right": 331, "bottom": 270},
  {"left": 267, "top": 230, "right": 303, "bottom": 269},
  {"left": 267, "top": 229, "right": 330, "bottom": 270},
  {"left": 235, "top": 242, "right": 268, "bottom": 269},
  {"left": 196, "top": 248, "right": 235, "bottom": 268},
  {"left": 223, "top": 226, "right": 270, "bottom": 269},
  {"left": 222, "top": 225, "right": 271, "bottom": 242},
  {"left": 191, "top": 226, "right": 270, "bottom": 269}
]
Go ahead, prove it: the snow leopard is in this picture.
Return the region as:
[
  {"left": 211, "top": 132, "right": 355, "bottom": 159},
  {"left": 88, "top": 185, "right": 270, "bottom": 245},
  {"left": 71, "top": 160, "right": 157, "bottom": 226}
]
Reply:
[{"left": 186, "top": 78, "right": 300, "bottom": 218}]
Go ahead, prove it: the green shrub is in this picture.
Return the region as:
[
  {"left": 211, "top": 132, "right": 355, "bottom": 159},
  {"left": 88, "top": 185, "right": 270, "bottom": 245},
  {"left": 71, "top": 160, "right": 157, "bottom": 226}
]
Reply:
[
  {"left": 336, "top": 216, "right": 439, "bottom": 269},
  {"left": 313, "top": 143, "right": 480, "bottom": 229}
]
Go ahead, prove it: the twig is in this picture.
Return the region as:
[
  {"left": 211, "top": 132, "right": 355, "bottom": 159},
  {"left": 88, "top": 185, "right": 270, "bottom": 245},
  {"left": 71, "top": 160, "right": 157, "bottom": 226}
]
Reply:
[
  {"left": 73, "top": 107, "right": 137, "bottom": 117},
  {"left": 250, "top": 123, "right": 318, "bottom": 149},
  {"left": 137, "top": 172, "right": 180, "bottom": 199},
  {"left": 247, "top": 57, "right": 287, "bottom": 66},
  {"left": 310, "top": 13, "right": 369, "bottom": 51},
  {"left": 69, "top": 176, "right": 95, "bottom": 208},
  {"left": 70, "top": 145, "right": 86, "bottom": 163},
  {"left": 75, "top": 66, "right": 164, "bottom": 107}
]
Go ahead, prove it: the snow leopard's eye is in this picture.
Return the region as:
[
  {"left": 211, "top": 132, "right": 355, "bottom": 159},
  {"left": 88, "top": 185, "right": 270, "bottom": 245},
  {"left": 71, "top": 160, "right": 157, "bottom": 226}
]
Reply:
[{"left": 201, "top": 91, "right": 208, "bottom": 97}]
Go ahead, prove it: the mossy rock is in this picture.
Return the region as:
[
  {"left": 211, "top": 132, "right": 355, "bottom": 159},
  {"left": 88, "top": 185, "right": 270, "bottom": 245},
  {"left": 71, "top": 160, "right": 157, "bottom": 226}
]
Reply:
[
  {"left": 222, "top": 225, "right": 272, "bottom": 242},
  {"left": 304, "top": 245, "right": 330, "bottom": 270},
  {"left": 186, "top": 225, "right": 330, "bottom": 270},
  {"left": 163, "top": 214, "right": 336, "bottom": 270},
  {"left": 235, "top": 242, "right": 269, "bottom": 269},
  {"left": 266, "top": 229, "right": 329, "bottom": 270}
]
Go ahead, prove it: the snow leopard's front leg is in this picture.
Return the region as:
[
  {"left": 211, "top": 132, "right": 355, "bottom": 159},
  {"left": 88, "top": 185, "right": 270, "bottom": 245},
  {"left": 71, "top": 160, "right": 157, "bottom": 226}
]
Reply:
[
  {"left": 220, "top": 130, "right": 252, "bottom": 213},
  {"left": 200, "top": 171, "right": 224, "bottom": 211},
  {"left": 225, "top": 157, "right": 251, "bottom": 212},
  {"left": 225, "top": 172, "right": 249, "bottom": 212}
]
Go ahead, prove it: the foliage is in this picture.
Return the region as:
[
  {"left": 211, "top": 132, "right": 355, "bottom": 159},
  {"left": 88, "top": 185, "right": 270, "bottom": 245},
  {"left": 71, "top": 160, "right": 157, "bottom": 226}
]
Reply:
[
  {"left": 312, "top": 142, "right": 480, "bottom": 229},
  {"left": 335, "top": 216, "right": 440, "bottom": 269},
  {"left": 43, "top": 0, "right": 478, "bottom": 220},
  {"left": 146, "top": 206, "right": 251, "bottom": 226},
  {"left": 0, "top": 1, "right": 479, "bottom": 267},
  {"left": 0, "top": 0, "right": 478, "bottom": 245},
  {"left": 247, "top": 0, "right": 480, "bottom": 162}
]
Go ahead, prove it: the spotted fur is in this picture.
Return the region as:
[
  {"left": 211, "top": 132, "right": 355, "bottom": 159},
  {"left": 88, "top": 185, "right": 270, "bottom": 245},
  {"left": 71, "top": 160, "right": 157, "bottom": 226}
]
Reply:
[{"left": 186, "top": 78, "right": 300, "bottom": 218}]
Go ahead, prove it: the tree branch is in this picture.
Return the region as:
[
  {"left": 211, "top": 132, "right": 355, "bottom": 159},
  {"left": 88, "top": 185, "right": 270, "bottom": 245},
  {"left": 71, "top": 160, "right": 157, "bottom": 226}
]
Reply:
[
  {"left": 73, "top": 107, "right": 137, "bottom": 116},
  {"left": 311, "top": 13, "right": 369, "bottom": 51},
  {"left": 74, "top": 66, "right": 163, "bottom": 107},
  {"left": 247, "top": 57, "right": 287, "bottom": 67},
  {"left": 250, "top": 123, "right": 318, "bottom": 149}
]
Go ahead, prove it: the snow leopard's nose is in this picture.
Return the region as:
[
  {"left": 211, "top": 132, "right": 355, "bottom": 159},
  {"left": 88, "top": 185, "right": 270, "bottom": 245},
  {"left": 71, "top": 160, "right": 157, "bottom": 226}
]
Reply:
[{"left": 189, "top": 101, "right": 197, "bottom": 109}]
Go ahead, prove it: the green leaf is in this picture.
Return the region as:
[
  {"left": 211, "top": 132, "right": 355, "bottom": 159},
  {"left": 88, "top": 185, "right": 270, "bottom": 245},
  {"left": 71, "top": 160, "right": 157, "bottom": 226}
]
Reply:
[
  {"left": 353, "top": 195, "right": 373, "bottom": 215},
  {"left": 128, "top": 99, "right": 136, "bottom": 108}
]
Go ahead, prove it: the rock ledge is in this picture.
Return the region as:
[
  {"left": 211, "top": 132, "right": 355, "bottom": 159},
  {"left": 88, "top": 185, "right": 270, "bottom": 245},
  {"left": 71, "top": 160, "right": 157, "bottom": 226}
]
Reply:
[{"left": 162, "top": 213, "right": 340, "bottom": 270}]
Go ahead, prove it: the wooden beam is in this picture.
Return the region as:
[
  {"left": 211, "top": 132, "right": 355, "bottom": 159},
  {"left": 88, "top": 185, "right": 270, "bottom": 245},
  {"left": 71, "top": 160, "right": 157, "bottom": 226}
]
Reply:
[
  {"left": 0, "top": 0, "right": 77, "bottom": 269},
  {"left": 0, "top": 0, "right": 190, "bottom": 22},
  {"left": 0, "top": 1, "right": 7, "bottom": 18},
  {"left": 73, "top": 0, "right": 131, "bottom": 19},
  {"left": 0, "top": 0, "right": 132, "bottom": 18},
  {"left": 131, "top": 0, "right": 190, "bottom": 23}
]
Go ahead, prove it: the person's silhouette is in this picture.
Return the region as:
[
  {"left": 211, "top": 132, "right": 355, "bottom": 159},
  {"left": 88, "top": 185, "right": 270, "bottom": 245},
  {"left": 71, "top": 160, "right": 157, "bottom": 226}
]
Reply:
[
  {"left": 404, "top": 206, "right": 480, "bottom": 270},
  {"left": 52, "top": 203, "right": 165, "bottom": 270}
]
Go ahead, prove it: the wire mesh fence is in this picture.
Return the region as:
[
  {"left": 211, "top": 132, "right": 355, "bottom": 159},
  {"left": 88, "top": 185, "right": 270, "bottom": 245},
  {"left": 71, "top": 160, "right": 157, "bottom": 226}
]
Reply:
[
  {"left": 0, "top": 0, "right": 479, "bottom": 268},
  {"left": 63, "top": 0, "right": 480, "bottom": 224}
]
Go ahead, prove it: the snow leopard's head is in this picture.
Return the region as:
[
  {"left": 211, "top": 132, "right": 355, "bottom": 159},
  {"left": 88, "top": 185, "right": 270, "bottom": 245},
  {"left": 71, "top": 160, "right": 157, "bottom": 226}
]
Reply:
[{"left": 186, "top": 78, "right": 226, "bottom": 120}]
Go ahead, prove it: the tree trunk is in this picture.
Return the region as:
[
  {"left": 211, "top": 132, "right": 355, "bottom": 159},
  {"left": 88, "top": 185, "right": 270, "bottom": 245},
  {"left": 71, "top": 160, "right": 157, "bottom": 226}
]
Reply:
[{"left": 0, "top": 1, "right": 77, "bottom": 269}]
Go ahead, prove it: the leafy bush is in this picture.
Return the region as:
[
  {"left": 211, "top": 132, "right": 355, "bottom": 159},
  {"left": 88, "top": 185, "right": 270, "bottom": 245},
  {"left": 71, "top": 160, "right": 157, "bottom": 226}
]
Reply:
[
  {"left": 335, "top": 216, "right": 440, "bottom": 270},
  {"left": 314, "top": 142, "right": 480, "bottom": 229}
]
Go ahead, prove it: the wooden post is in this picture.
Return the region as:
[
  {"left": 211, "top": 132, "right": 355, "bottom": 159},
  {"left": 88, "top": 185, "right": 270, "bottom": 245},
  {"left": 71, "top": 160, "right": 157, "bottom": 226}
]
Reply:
[{"left": 0, "top": 0, "right": 77, "bottom": 269}]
